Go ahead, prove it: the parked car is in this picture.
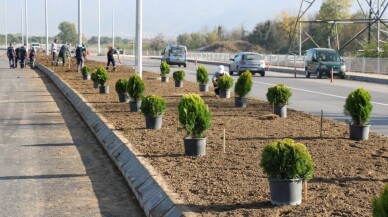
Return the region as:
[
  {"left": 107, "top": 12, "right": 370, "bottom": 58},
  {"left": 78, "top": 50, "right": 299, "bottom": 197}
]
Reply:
[
  {"left": 229, "top": 52, "right": 266, "bottom": 76},
  {"left": 161, "top": 45, "right": 187, "bottom": 68},
  {"left": 31, "top": 43, "right": 40, "bottom": 51},
  {"left": 305, "top": 48, "right": 346, "bottom": 79}
]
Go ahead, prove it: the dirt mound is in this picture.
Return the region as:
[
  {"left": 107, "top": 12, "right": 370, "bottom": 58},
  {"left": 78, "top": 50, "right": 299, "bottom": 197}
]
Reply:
[{"left": 201, "top": 41, "right": 264, "bottom": 53}]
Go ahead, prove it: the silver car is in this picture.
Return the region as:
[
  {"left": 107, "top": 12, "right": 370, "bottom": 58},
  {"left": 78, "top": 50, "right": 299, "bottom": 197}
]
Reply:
[{"left": 229, "top": 52, "right": 266, "bottom": 76}]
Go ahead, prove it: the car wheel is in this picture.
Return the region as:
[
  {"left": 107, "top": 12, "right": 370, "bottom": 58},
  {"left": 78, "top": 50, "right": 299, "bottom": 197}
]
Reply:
[
  {"left": 229, "top": 66, "right": 234, "bottom": 75},
  {"left": 183, "top": 63, "right": 187, "bottom": 68},
  {"left": 305, "top": 69, "right": 311, "bottom": 78},
  {"left": 317, "top": 70, "right": 322, "bottom": 79},
  {"left": 237, "top": 67, "right": 242, "bottom": 76},
  {"left": 178, "top": 64, "right": 181, "bottom": 67},
  {"left": 260, "top": 71, "right": 265, "bottom": 77}
]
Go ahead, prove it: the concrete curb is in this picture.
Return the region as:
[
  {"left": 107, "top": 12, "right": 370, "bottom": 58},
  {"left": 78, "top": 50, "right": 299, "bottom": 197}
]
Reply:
[{"left": 37, "top": 64, "right": 195, "bottom": 217}]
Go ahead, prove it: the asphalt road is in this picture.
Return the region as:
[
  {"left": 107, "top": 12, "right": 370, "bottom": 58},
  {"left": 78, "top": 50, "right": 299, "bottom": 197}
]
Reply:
[
  {"left": 90, "top": 55, "right": 388, "bottom": 136},
  {"left": 0, "top": 57, "right": 144, "bottom": 217}
]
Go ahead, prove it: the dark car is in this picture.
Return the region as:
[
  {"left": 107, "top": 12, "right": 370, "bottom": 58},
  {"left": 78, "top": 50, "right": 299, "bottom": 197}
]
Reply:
[
  {"left": 305, "top": 48, "right": 346, "bottom": 79},
  {"left": 229, "top": 52, "right": 266, "bottom": 76}
]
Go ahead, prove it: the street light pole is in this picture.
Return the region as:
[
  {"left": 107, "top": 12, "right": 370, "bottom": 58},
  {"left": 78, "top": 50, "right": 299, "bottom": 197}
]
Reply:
[
  {"left": 5, "top": 0, "right": 7, "bottom": 47},
  {"left": 112, "top": 0, "right": 115, "bottom": 48},
  {"left": 135, "top": 0, "right": 142, "bottom": 77},
  {"left": 21, "top": 0, "right": 24, "bottom": 45},
  {"left": 98, "top": 0, "right": 100, "bottom": 54},
  {"left": 45, "top": 0, "right": 49, "bottom": 55},
  {"left": 25, "top": 0, "right": 28, "bottom": 48},
  {"left": 78, "top": 0, "right": 82, "bottom": 45}
]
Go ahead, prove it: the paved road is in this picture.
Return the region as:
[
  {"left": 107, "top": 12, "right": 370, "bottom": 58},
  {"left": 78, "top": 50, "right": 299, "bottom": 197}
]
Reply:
[
  {"left": 90, "top": 55, "right": 388, "bottom": 136},
  {"left": 0, "top": 58, "right": 144, "bottom": 217}
]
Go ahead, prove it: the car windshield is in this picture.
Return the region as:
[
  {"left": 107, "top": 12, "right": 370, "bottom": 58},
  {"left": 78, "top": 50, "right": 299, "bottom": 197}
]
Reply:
[
  {"left": 171, "top": 47, "right": 185, "bottom": 55},
  {"left": 243, "top": 54, "right": 263, "bottom": 60},
  {"left": 317, "top": 51, "right": 341, "bottom": 62}
]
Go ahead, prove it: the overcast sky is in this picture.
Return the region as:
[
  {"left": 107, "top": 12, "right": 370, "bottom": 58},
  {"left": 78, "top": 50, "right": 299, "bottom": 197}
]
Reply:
[{"left": 0, "top": 0, "right": 366, "bottom": 39}]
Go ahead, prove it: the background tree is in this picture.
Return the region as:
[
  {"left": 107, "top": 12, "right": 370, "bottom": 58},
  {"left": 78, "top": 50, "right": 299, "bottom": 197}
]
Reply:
[
  {"left": 56, "top": 21, "right": 78, "bottom": 45},
  {"left": 149, "top": 33, "right": 166, "bottom": 51}
]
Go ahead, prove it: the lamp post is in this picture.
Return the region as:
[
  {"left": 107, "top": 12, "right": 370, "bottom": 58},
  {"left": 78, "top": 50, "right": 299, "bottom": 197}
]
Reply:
[
  {"left": 45, "top": 0, "right": 49, "bottom": 55},
  {"left": 21, "top": 0, "right": 24, "bottom": 45},
  {"left": 78, "top": 0, "right": 82, "bottom": 45},
  {"left": 112, "top": 0, "right": 115, "bottom": 48},
  {"left": 135, "top": 0, "right": 142, "bottom": 77},
  {"left": 25, "top": 0, "right": 28, "bottom": 48},
  {"left": 98, "top": 0, "right": 100, "bottom": 54},
  {"left": 5, "top": 0, "right": 7, "bottom": 47}
]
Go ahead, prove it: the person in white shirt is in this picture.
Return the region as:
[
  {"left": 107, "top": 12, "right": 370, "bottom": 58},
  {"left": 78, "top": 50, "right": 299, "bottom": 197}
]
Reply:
[
  {"left": 51, "top": 38, "right": 58, "bottom": 66},
  {"left": 212, "top": 65, "right": 230, "bottom": 96}
]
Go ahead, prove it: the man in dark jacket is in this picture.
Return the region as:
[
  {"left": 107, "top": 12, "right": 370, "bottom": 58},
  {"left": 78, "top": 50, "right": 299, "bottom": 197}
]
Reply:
[
  {"left": 106, "top": 46, "right": 121, "bottom": 71},
  {"left": 57, "top": 44, "right": 70, "bottom": 67},
  {"left": 7, "top": 43, "right": 16, "bottom": 68},
  {"left": 29, "top": 46, "right": 36, "bottom": 68},
  {"left": 15, "top": 47, "right": 20, "bottom": 68},
  {"left": 75, "top": 44, "right": 84, "bottom": 72},
  {"left": 19, "top": 44, "right": 28, "bottom": 69}
]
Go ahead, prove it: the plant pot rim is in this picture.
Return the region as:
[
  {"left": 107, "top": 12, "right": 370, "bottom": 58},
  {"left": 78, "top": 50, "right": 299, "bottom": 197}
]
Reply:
[
  {"left": 268, "top": 178, "right": 303, "bottom": 182},
  {"left": 144, "top": 114, "right": 163, "bottom": 118},
  {"left": 184, "top": 136, "right": 207, "bottom": 140},
  {"left": 349, "top": 123, "right": 370, "bottom": 127},
  {"left": 235, "top": 96, "right": 248, "bottom": 99}
]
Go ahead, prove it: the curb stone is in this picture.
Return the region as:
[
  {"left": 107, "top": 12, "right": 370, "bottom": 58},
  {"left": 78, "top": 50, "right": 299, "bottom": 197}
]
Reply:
[{"left": 37, "top": 64, "right": 195, "bottom": 217}]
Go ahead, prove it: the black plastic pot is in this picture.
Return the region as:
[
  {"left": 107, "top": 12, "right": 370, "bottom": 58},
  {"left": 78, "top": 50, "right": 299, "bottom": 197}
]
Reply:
[
  {"left": 175, "top": 80, "right": 183, "bottom": 88},
  {"left": 82, "top": 73, "right": 91, "bottom": 80},
  {"left": 274, "top": 104, "right": 287, "bottom": 118},
  {"left": 118, "top": 93, "right": 129, "bottom": 103},
  {"left": 93, "top": 80, "right": 99, "bottom": 88},
  {"left": 235, "top": 97, "right": 248, "bottom": 108},
  {"left": 184, "top": 137, "right": 206, "bottom": 156},
  {"left": 199, "top": 84, "right": 209, "bottom": 92},
  {"left": 219, "top": 89, "right": 231, "bottom": 98},
  {"left": 99, "top": 85, "right": 109, "bottom": 94},
  {"left": 349, "top": 124, "right": 370, "bottom": 141},
  {"left": 161, "top": 76, "right": 169, "bottom": 83},
  {"left": 269, "top": 178, "right": 303, "bottom": 205},
  {"left": 145, "top": 115, "right": 163, "bottom": 130},
  {"left": 129, "top": 100, "right": 141, "bottom": 112}
]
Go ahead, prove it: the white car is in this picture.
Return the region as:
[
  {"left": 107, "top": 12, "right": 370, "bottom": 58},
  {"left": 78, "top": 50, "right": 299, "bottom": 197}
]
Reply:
[{"left": 229, "top": 52, "right": 266, "bottom": 76}]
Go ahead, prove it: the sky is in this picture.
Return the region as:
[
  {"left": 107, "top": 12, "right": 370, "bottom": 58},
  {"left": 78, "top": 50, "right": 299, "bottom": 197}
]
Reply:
[{"left": 0, "top": 0, "right": 368, "bottom": 40}]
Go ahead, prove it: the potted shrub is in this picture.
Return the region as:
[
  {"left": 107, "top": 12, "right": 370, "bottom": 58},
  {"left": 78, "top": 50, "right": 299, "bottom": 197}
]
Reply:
[
  {"left": 196, "top": 65, "right": 209, "bottom": 92},
  {"left": 343, "top": 88, "right": 373, "bottom": 140},
  {"left": 372, "top": 184, "right": 388, "bottom": 216},
  {"left": 115, "top": 78, "right": 129, "bottom": 103},
  {"left": 178, "top": 94, "right": 212, "bottom": 156},
  {"left": 217, "top": 75, "right": 234, "bottom": 98},
  {"left": 91, "top": 71, "right": 99, "bottom": 88},
  {"left": 127, "top": 74, "right": 145, "bottom": 112},
  {"left": 160, "top": 61, "right": 170, "bottom": 83},
  {"left": 266, "top": 84, "right": 292, "bottom": 118},
  {"left": 140, "top": 94, "right": 166, "bottom": 130},
  {"left": 173, "top": 70, "right": 185, "bottom": 88},
  {"left": 94, "top": 67, "right": 110, "bottom": 94},
  {"left": 260, "top": 138, "right": 314, "bottom": 205},
  {"left": 81, "top": 65, "right": 91, "bottom": 80},
  {"left": 234, "top": 70, "right": 253, "bottom": 108}
]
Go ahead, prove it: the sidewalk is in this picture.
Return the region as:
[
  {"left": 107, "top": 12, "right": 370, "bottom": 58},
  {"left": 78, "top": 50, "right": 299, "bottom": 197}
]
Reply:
[{"left": 0, "top": 58, "right": 144, "bottom": 216}]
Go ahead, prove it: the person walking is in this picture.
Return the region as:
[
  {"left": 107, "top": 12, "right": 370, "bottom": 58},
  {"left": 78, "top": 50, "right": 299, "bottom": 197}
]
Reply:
[
  {"left": 106, "top": 46, "right": 121, "bottom": 71},
  {"left": 57, "top": 43, "right": 71, "bottom": 67},
  {"left": 29, "top": 45, "right": 36, "bottom": 68},
  {"left": 7, "top": 43, "right": 16, "bottom": 69},
  {"left": 51, "top": 38, "right": 58, "bottom": 66},
  {"left": 15, "top": 46, "right": 20, "bottom": 68},
  {"left": 75, "top": 44, "right": 84, "bottom": 72},
  {"left": 212, "top": 65, "right": 230, "bottom": 97},
  {"left": 19, "top": 44, "right": 28, "bottom": 69}
]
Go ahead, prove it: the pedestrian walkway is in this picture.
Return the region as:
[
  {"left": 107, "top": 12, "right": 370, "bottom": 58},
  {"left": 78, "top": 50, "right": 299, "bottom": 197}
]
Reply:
[{"left": 0, "top": 57, "right": 144, "bottom": 217}]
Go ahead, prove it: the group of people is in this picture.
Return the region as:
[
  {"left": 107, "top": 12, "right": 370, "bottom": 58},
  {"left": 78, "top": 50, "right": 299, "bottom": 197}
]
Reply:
[{"left": 6, "top": 43, "right": 36, "bottom": 69}]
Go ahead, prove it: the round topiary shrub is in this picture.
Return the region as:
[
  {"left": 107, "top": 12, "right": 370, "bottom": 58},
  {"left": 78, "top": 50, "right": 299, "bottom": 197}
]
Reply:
[
  {"left": 266, "top": 84, "right": 292, "bottom": 105},
  {"left": 217, "top": 75, "right": 234, "bottom": 90},
  {"left": 81, "top": 65, "right": 91, "bottom": 75},
  {"left": 372, "top": 184, "right": 388, "bottom": 217},
  {"left": 178, "top": 94, "right": 212, "bottom": 138},
  {"left": 196, "top": 65, "right": 209, "bottom": 84},
  {"left": 343, "top": 88, "right": 373, "bottom": 126},
  {"left": 127, "top": 74, "right": 145, "bottom": 101},
  {"left": 94, "top": 67, "right": 109, "bottom": 85},
  {"left": 115, "top": 78, "right": 128, "bottom": 94},
  {"left": 173, "top": 70, "right": 185, "bottom": 81},
  {"left": 234, "top": 70, "right": 253, "bottom": 97},
  {"left": 260, "top": 138, "right": 314, "bottom": 180},
  {"left": 160, "top": 61, "right": 170, "bottom": 77},
  {"left": 140, "top": 95, "right": 166, "bottom": 117}
]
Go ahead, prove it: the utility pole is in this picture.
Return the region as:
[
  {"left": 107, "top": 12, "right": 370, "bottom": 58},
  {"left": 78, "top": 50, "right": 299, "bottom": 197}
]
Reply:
[
  {"left": 45, "top": 0, "right": 49, "bottom": 55},
  {"left": 21, "top": 0, "right": 24, "bottom": 45},
  {"left": 98, "top": 0, "right": 100, "bottom": 54},
  {"left": 78, "top": 0, "right": 82, "bottom": 45},
  {"left": 112, "top": 0, "right": 115, "bottom": 48},
  {"left": 25, "top": 0, "right": 28, "bottom": 48},
  {"left": 5, "top": 0, "right": 7, "bottom": 47},
  {"left": 377, "top": 0, "right": 380, "bottom": 56},
  {"left": 135, "top": 0, "right": 142, "bottom": 77}
]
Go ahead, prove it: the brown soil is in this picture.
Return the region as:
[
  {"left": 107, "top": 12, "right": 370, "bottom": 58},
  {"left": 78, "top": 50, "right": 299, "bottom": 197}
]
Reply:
[{"left": 37, "top": 56, "right": 388, "bottom": 216}]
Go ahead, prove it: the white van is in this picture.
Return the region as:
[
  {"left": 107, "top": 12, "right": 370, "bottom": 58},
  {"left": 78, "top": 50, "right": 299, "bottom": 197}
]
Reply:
[{"left": 161, "top": 45, "right": 187, "bottom": 68}]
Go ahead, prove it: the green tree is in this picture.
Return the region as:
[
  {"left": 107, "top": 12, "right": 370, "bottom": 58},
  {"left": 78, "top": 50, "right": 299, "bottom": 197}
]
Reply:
[
  {"left": 247, "top": 20, "right": 278, "bottom": 52},
  {"left": 56, "top": 21, "right": 78, "bottom": 45}
]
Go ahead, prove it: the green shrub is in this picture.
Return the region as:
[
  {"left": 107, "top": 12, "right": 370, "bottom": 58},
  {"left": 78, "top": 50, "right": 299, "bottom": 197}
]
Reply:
[
  {"left": 160, "top": 61, "right": 170, "bottom": 77},
  {"left": 81, "top": 65, "right": 91, "bottom": 75},
  {"left": 217, "top": 75, "right": 234, "bottom": 90},
  {"left": 173, "top": 70, "right": 185, "bottom": 81},
  {"left": 127, "top": 74, "right": 145, "bottom": 101},
  {"left": 115, "top": 78, "right": 128, "bottom": 94},
  {"left": 266, "top": 84, "right": 292, "bottom": 105},
  {"left": 260, "top": 138, "right": 314, "bottom": 180},
  {"left": 94, "top": 67, "right": 109, "bottom": 85},
  {"left": 372, "top": 184, "right": 388, "bottom": 217},
  {"left": 196, "top": 65, "right": 209, "bottom": 84},
  {"left": 343, "top": 88, "right": 373, "bottom": 125},
  {"left": 91, "top": 71, "right": 98, "bottom": 82},
  {"left": 140, "top": 95, "right": 166, "bottom": 117},
  {"left": 178, "top": 94, "right": 212, "bottom": 138},
  {"left": 234, "top": 70, "right": 253, "bottom": 97}
]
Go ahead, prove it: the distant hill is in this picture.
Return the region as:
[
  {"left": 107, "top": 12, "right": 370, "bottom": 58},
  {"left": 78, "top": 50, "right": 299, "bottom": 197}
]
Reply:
[{"left": 200, "top": 41, "right": 265, "bottom": 54}]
